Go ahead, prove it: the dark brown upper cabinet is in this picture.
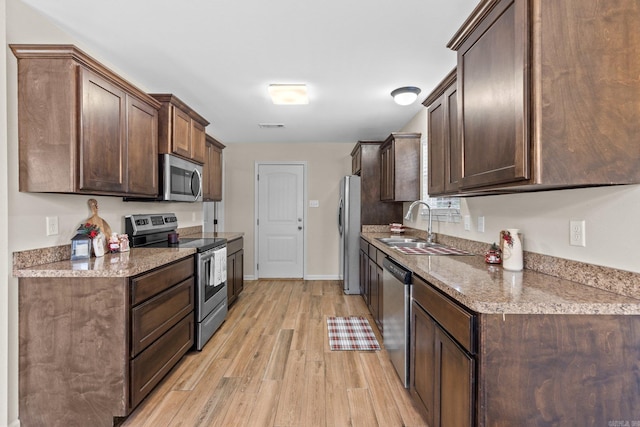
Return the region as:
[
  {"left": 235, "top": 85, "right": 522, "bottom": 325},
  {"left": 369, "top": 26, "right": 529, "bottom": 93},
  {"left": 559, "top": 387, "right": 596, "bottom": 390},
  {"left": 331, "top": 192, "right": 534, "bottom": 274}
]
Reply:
[
  {"left": 151, "top": 94, "right": 209, "bottom": 165},
  {"left": 379, "top": 133, "right": 421, "bottom": 202},
  {"left": 10, "top": 44, "right": 161, "bottom": 197},
  {"left": 203, "top": 134, "right": 224, "bottom": 202},
  {"left": 448, "top": 0, "right": 640, "bottom": 193},
  {"left": 351, "top": 141, "right": 404, "bottom": 225},
  {"left": 424, "top": 69, "right": 460, "bottom": 197}
]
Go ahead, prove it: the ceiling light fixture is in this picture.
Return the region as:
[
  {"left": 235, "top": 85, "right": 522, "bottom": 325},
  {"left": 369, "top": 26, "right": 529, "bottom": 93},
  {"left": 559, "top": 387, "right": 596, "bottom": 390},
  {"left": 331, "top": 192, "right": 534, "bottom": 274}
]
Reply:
[
  {"left": 258, "top": 123, "right": 285, "bottom": 129},
  {"left": 268, "top": 84, "right": 309, "bottom": 105},
  {"left": 391, "top": 86, "right": 421, "bottom": 106}
]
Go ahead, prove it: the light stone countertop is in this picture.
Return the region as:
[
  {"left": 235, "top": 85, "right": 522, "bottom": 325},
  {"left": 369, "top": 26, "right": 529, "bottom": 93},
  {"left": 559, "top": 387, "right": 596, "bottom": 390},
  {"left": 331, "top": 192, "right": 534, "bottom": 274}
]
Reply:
[
  {"left": 362, "top": 232, "right": 640, "bottom": 315},
  {"left": 13, "top": 231, "right": 245, "bottom": 279},
  {"left": 189, "top": 231, "right": 244, "bottom": 241},
  {"left": 13, "top": 247, "right": 197, "bottom": 278}
]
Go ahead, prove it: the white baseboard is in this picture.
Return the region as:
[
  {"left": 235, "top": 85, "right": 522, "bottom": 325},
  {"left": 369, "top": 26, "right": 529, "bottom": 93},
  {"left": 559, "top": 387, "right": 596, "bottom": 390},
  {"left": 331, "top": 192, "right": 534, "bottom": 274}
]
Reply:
[
  {"left": 303, "top": 275, "right": 341, "bottom": 280},
  {"left": 244, "top": 275, "right": 341, "bottom": 281},
  {"left": 8, "top": 418, "right": 20, "bottom": 427}
]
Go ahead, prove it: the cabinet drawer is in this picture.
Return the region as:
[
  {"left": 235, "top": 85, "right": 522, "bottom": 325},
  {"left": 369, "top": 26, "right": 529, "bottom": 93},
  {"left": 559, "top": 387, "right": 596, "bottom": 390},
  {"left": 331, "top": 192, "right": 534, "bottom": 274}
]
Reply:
[
  {"left": 131, "top": 278, "right": 194, "bottom": 357},
  {"left": 227, "top": 237, "right": 243, "bottom": 254},
  {"left": 130, "top": 313, "right": 194, "bottom": 409},
  {"left": 131, "top": 257, "right": 194, "bottom": 305},
  {"left": 368, "top": 244, "right": 377, "bottom": 260},
  {"left": 360, "top": 238, "right": 369, "bottom": 253},
  {"left": 412, "top": 275, "right": 475, "bottom": 353}
]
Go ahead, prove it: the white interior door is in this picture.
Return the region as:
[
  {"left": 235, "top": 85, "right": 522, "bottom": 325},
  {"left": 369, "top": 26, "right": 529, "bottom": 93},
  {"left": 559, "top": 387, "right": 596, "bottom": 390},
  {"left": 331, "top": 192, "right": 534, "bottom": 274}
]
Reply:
[{"left": 256, "top": 163, "right": 305, "bottom": 278}]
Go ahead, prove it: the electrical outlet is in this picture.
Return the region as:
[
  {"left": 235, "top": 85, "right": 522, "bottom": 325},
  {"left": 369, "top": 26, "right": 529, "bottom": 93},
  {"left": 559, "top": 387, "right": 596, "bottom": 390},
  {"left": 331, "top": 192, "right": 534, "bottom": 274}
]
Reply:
[
  {"left": 464, "top": 215, "right": 471, "bottom": 231},
  {"left": 569, "top": 220, "right": 586, "bottom": 247},
  {"left": 477, "top": 216, "right": 485, "bottom": 233},
  {"left": 46, "top": 216, "right": 59, "bottom": 236}
]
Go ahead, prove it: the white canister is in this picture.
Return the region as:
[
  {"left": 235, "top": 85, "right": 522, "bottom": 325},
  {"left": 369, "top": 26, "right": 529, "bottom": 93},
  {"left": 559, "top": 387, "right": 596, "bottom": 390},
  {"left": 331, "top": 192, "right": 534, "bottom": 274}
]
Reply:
[{"left": 501, "top": 228, "right": 523, "bottom": 271}]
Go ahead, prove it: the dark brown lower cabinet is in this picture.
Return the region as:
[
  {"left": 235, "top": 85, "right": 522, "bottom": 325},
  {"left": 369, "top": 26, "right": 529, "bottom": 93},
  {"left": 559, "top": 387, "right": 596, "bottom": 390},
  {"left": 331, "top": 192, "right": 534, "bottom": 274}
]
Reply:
[
  {"left": 18, "top": 256, "right": 195, "bottom": 427},
  {"left": 226, "top": 237, "right": 244, "bottom": 306},
  {"left": 359, "top": 239, "right": 369, "bottom": 304},
  {"left": 411, "top": 300, "right": 474, "bottom": 427},
  {"left": 368, "top": 256, "right": 383, "bottom": 331},
  {"left": 411, "top": 273, "right": 640, "bottom": 426},
  {"left": 359, "top": 238, "right": 384, "bottom": 331}
]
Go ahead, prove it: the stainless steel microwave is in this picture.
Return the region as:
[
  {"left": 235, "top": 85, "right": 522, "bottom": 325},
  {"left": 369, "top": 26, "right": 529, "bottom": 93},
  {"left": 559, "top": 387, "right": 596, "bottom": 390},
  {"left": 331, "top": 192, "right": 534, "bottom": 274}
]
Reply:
[
  {"left": 124, "top": 154, "right": 203, "bottom": 202},
  {"left": 160, "top": 154, "right": 203, "bottom": 202}
]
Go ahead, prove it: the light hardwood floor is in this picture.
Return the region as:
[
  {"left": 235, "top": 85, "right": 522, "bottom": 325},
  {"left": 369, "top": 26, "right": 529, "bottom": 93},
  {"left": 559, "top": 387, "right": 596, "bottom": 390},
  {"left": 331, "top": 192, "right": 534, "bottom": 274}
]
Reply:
[{"left": 122, "top": 280, "right": 429, "bottom": 427}]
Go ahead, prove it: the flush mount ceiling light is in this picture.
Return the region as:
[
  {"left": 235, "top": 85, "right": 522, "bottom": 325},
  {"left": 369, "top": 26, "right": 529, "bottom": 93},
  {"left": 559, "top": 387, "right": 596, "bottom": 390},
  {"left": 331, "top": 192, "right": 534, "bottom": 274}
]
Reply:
[
  {"left": 268, "top": 84, "right": 309, "bottom": 105},
  {"left": 258, "top": 123, "right": 285, "bottom": 129},
  {"left": 391, "top": 86, "right": 421, "bottom": 106}
]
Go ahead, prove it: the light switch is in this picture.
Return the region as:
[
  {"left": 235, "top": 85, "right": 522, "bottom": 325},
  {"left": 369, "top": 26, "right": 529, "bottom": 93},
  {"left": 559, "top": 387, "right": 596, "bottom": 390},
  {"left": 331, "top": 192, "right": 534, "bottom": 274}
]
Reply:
[
  {"left": 309, "top": 200, "right": 320, "bottom": 208},
  {"left": 477, "top": 216, "right": 485, "bottom": 233},
  {"left": 464, "top": 215, "right": 471, "bottom": 231}
]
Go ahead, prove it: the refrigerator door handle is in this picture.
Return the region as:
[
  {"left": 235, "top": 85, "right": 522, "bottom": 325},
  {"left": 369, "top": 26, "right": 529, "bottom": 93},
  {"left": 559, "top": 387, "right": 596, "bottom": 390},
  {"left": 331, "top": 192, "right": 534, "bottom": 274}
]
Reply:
[{"left": 338, "top": 198, "right": 344, "bottom": 235}]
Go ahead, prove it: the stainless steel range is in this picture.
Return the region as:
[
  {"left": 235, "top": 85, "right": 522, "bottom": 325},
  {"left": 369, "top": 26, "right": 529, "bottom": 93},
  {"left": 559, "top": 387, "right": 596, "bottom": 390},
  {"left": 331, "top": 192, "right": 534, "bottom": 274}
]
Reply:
[{"left": 126, "top": 213, "right": 227, "bottom": 351}]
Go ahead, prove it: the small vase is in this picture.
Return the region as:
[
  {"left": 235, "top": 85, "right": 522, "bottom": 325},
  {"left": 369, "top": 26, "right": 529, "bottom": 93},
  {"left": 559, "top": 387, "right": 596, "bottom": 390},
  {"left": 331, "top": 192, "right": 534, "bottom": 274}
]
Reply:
[{"left": 501, "top": 229, "right": 523, "bottom": 271}]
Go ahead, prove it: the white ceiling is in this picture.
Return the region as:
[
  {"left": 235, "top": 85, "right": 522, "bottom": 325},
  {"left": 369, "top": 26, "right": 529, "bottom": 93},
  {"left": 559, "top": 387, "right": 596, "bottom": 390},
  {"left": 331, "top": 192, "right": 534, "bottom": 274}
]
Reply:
[{"left": 20, "top": 0, "right": 479, "bottom": 144}]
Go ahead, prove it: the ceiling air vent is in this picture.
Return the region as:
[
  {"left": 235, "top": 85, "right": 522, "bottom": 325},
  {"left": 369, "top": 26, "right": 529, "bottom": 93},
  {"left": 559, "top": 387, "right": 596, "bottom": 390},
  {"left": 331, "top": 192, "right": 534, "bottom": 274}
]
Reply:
[{"left": 258, "top": 123, "right": 285, "bottom": 129}]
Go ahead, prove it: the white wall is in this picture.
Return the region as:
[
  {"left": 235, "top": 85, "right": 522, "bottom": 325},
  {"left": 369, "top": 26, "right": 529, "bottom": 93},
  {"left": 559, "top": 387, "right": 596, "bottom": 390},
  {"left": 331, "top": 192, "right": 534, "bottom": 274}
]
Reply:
[
  {"left": 224, "top": 142, "right": 352, "bottom": 279},
  {"left": 402, "top": 109, "right": 640, "bottom": 274}
]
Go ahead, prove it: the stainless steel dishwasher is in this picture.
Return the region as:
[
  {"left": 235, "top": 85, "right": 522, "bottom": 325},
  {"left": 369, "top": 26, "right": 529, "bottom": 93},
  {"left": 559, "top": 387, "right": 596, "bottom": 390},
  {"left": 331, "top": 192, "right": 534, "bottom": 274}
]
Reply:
[{"left": 382, "top": 257, "right": 412, "bottom": 388}]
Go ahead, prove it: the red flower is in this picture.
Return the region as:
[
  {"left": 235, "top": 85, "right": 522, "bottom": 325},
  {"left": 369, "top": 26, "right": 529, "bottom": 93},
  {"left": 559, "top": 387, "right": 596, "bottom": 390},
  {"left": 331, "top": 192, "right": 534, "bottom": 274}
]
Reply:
[
  {"left": 502, "top": 230, "right": 514, "bottom": 248},
  {"left": 77, "top": 222, "right": 101, "bottom": 239}
]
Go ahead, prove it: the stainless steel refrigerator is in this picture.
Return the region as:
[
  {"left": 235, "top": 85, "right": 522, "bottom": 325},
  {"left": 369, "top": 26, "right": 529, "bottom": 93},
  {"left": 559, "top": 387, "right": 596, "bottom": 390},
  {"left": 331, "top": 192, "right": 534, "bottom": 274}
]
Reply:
[{"left": 338, "top": 175, "right": 361, "bottom": 294}]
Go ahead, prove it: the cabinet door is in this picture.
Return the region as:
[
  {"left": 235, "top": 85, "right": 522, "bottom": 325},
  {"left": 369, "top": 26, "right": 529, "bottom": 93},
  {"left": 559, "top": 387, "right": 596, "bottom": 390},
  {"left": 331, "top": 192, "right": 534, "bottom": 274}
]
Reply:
[
  {"left": 379, "top": 144, "right": 394, "bottom": 201},
  {"left": 359, "top": 240, "right": 370, "bottom": 305},
  {"left": 235, "top": 249, "right": 244, "bottom": 296},
  {"left": 172, "top": 106, "right": 192, "bottom": 159},
  {"left": 209, "top": 146, "right": 222, "bottom": 201},
  {"left": 427, "top": 76, "right": 461, "bottom": 197},
  {"left": 227, "top": 252, "right": 236, "bottom": 305},
  {"left": 458, "top": 0, "right": 529, "bottom": 190},
  {"left": 444, "top": 84, "right": 461, "bottom": 194},
  {"left": 375, "top": 263, "right": 383, "bottom": 331},
  {"left": 428, "top": 95, "right": 446, "bottom": 195},
  {"left": 351, "top": 148, "right": 362, "bottom": 175},
  {"left": 226, "top": 249, "right": 244, "bottom": 306},
  {"left": 436, "top": 327, "right": 474, "bottom": 427},
  {"left": 204, "top": 139, "right": 223, "bottom": 201},
  {"left": 127, "top": 95, "right": 158, "bottom": 196},
  {"left": 79, "top": 67, "right": 127, "bottom": 193},
  {"left": 191, "top": 120, "right": 206, "bottom": 164},
  {"left": 368, "top": 257, "right": 381, "bottom": 330},
  {"left": 411, "top": 301, "right": 436, "bottom": 427},
  {"left": 202, "top": 141, "right": 212, "bottom": 200}
]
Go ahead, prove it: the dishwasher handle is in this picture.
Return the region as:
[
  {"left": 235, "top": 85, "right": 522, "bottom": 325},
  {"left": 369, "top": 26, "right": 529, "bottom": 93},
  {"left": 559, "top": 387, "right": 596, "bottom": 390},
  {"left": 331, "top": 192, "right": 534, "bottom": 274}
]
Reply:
[{"left": 383, "top": 258, "right": 411, "bottom": 284}]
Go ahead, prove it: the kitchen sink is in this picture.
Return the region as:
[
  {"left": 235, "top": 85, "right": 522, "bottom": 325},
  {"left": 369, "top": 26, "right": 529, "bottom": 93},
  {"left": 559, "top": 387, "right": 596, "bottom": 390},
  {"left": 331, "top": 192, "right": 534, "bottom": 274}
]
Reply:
[
  {"left": 376, "top": 236, "right": 470, "bottom": 255},
  {"left": 376, "top": 237, "right": 428, "bottom": 244},
  {"left": 389, "top": 241, "right": 444, "bottom": 249}
]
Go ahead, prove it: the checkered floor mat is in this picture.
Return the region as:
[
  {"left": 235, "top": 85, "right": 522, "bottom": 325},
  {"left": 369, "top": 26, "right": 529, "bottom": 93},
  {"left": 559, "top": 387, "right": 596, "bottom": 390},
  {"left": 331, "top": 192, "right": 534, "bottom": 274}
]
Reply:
[{"left": 326, "top": 316, "right": 380, "bottom": 351}]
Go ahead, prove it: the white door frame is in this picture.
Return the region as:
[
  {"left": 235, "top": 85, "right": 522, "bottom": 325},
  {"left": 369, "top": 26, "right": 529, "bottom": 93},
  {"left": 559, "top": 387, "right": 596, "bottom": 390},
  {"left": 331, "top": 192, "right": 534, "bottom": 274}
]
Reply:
[{"left": 254, "top": 161, "right": 308, "bottom": 279}]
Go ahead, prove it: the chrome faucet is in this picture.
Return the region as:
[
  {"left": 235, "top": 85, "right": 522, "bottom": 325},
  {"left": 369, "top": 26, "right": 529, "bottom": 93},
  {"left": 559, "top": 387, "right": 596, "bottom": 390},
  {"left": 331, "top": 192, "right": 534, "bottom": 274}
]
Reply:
[{"left": 404, "top": 201, "right": 434, "bottom": 243}]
